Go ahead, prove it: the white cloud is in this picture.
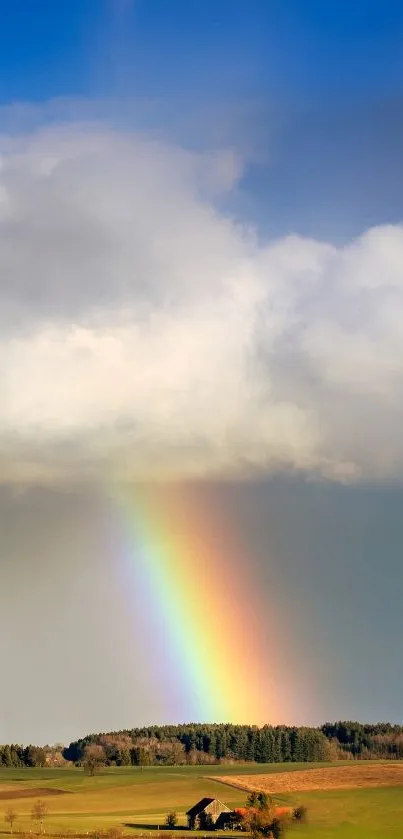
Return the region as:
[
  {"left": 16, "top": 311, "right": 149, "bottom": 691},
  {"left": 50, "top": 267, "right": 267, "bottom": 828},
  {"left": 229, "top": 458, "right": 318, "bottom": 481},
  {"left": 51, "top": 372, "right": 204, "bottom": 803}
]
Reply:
[{"left": 1, "top": 122, "right": 403, "bottom": 485}]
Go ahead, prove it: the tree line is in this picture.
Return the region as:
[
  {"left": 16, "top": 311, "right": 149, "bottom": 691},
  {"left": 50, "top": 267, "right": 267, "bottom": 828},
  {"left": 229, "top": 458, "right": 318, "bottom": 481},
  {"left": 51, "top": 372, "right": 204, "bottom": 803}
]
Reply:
[
  {"left": 322, "top": 721, "right": 403, "bottom": 759},
  {"left": 0, "top": 744, "right": 50, "bottom": 768},
  {"left": 62, "top": 721, "right": 403, "bottom": 766},
  {"left": 2, "top": 721, "right": 403, "bottom": 768},
  {"left": 63, "top": 725, "right": 333, "bottom": 766}
]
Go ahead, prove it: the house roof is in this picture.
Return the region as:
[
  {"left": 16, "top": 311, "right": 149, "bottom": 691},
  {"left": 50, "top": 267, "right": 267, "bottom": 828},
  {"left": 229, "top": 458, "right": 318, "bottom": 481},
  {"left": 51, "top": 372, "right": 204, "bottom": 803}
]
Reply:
[
  {"left": 186, "top": 798, "right": 215, "bottom": 817},
  {"left": 186, "top": 798, "right": 229, "bottom": 817}
]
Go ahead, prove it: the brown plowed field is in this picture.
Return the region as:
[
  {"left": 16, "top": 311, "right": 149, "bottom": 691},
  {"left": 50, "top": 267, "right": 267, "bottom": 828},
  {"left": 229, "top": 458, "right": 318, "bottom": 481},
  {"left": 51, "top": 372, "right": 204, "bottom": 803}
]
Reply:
[
  {"left": 0, "top": 787, "right": 67, "bottom": 800},
  {"left": 218, "top": 764, "right": 403, "bottom": 793}
]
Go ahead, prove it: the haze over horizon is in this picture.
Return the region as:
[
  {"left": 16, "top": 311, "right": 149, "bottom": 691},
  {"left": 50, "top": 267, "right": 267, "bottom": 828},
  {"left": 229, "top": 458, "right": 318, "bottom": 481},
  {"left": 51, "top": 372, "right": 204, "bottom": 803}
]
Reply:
[{"left": 2, "top": 0, "right": 403, "bottom": 745}]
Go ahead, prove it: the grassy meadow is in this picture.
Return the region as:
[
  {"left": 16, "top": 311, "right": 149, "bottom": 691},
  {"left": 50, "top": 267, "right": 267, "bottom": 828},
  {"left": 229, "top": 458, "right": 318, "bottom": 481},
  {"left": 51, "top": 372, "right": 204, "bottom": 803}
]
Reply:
[{"left": 1, "top": 762, "right": 403, "bottom": 838}]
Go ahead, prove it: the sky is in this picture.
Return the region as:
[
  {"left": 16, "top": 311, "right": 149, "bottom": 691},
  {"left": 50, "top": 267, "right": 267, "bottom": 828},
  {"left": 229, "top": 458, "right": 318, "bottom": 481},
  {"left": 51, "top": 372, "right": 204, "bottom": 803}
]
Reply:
[{"left": 2, "top": 0, "right": 403, "bottom": 745}]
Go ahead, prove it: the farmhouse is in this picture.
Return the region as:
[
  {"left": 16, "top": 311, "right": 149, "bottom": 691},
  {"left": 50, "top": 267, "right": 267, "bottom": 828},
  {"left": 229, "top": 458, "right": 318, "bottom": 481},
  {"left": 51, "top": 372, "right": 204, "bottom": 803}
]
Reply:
[{"left": 186, "top": 798, "right": 231, "bottom": 830}]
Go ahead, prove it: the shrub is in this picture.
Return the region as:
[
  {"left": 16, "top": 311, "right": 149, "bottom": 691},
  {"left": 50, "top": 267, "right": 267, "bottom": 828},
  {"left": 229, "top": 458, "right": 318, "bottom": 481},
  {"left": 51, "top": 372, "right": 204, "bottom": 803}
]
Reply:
[
  {"left": 293, "top": 805, "right": 307, "bottom": 823},
  {"left": 270, "top": 818, "right": 285, "bottom": 839},
  {"left": 199, "top": 813, "right": 214, "bottom": 830}
]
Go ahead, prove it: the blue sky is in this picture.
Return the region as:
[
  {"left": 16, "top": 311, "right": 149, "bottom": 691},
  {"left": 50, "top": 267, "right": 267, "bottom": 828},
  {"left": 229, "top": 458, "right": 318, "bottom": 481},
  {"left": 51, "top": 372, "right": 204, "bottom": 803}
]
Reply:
[
  {"left": 1, "top": 1, "right": 403, "bottom": 241},
  {"left": 2, "top": 1, "right": 403, "bottom": 741},
  {"left": 1, "top": 0, "right": 403, "bottom": 102}
]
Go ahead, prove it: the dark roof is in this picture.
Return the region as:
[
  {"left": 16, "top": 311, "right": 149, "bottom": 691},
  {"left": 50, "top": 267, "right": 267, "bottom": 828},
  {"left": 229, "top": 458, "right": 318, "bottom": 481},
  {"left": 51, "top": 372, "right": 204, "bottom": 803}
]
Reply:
[{"left": 186, "top": 798, "right": 216, "bottom": 817}]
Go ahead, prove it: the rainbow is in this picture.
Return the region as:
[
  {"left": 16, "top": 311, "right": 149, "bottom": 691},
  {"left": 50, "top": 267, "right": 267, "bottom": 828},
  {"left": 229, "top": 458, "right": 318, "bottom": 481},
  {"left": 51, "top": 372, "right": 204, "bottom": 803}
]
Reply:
[{"left": 115, "top": 483, "right": 286, "bottom": 725}]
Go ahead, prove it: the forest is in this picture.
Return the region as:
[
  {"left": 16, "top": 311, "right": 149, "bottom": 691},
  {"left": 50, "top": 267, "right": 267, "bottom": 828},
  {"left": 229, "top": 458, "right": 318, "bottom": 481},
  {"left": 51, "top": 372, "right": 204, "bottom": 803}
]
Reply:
[{"left": 2, "top": 721, "right": 403, "bottom": 767}]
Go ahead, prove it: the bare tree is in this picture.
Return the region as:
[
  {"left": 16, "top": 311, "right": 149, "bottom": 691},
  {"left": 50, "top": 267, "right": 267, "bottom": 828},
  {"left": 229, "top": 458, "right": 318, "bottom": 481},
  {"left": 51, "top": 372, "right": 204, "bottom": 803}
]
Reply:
[
  {"left": 166, "top": 812, "right": 177, "bottom": 829},
  {"left": 83, "top": 744, "right": 106, "bottom": 776},
  {"left": 31, "top": 800, "right": 48, "bottom": 834},
  {"left": 4, "top": 806, "right": 17, "bottom": 834}
]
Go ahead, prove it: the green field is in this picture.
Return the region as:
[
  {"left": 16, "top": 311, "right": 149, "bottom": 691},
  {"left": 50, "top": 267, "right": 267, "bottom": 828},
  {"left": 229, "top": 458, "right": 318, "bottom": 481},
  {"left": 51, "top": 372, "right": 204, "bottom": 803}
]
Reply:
[
  {"left": 0, "top": 763, "right": 402, "bottom": 839},
  {"left": 295, "top": 787, "right": 403, "bottom": 839}
]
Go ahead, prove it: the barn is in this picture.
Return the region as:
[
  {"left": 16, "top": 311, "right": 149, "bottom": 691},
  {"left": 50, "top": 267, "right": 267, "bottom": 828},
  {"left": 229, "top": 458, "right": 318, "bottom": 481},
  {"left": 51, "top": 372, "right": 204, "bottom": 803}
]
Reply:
[{"left": 186, "top": 798, "right": 231, "bottom": 829}]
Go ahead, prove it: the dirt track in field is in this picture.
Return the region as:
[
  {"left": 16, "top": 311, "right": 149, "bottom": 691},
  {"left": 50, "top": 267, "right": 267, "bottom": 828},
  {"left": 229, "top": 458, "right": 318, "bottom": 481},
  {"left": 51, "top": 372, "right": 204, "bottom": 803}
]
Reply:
[
  {"left": 0, "top": 787, "right": 67, "bottom": 800},
  {"left": 218, "top": 764, "right": 403, "bottom": 793}
]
